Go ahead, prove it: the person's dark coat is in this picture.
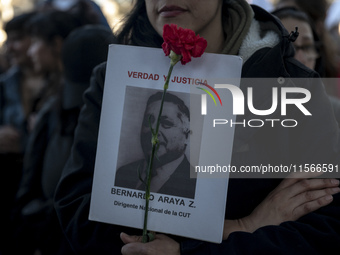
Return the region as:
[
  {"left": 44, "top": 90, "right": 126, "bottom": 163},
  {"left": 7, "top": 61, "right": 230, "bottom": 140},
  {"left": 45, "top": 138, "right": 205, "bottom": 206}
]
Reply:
[
  {"left": 0, "top": 67, "right": 29, "bottom": 145},
  {"left": 54, "top": 6, "right": 340, "bottom": 255},
  {"left": 12, "top": 25, "right": 117, "bottom": 255}
]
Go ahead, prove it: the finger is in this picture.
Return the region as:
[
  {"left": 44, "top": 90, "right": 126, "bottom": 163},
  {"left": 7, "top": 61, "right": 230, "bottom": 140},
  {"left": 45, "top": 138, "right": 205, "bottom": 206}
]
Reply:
[
  {"left": 292, "top": 194, "right": 336, "bottom": 219},
  {"left": 271, "top": 178, "right": 339, "bottom": 205},
  {"left": 289, "top": 179, "right": 340, "bottom": 197},
  {"left": 121, "top": 243, "right": 148, "bottom": 255},
  {"left": 153, "top": 234, "right": 172, "bottom": 241},
  {"left": 291, "top": 186, "right": 340, "bottom": 207},
  {"left": 276, "top": 171, "right": 324, "bottom": 191},
  {"left": 120, "top": 232, "right": 143, "bottom": 244},
  {"left": 154, "top": 234, "right": 166, "bottom": 240}
]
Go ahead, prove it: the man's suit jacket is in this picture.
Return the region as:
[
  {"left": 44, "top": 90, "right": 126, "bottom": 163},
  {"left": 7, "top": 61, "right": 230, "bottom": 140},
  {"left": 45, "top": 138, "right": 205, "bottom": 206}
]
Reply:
[{"left": 115, "top": 156, "right": 196, "bottom": 199}]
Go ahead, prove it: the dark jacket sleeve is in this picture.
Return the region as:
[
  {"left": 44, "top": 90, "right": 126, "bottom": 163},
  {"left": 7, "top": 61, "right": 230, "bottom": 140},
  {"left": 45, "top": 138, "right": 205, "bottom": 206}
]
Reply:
[
  {"left": 54, "top": 63, "right": 140, "bottom": 254},
  {"left": 181, "top": 199, "right": 340, "bottom": 255}
]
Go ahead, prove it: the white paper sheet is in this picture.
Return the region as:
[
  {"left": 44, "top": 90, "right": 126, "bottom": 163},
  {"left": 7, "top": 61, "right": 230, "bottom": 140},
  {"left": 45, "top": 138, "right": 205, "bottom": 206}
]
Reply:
[{"left": 89, "top": 44, "right": 242, "bottom": 243}]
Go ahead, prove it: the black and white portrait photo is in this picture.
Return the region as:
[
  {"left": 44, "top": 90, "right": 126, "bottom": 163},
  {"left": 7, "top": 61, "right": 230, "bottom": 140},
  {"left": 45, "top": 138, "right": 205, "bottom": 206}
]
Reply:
[{"left": 114, "top": 86, "right": 196, "bottom": 199}]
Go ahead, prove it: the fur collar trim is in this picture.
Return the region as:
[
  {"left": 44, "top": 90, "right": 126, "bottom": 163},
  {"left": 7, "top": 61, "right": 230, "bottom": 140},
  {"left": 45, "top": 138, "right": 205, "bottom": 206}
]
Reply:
[{"left": 239, "top": 19, "right": 280, "bottom": 63}]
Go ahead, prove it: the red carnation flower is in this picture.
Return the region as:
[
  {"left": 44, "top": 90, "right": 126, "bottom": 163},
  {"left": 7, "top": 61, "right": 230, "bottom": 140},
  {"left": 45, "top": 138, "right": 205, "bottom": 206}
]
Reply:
[{"left": 162, "top": 24, "right": 207, "bottom": 65}]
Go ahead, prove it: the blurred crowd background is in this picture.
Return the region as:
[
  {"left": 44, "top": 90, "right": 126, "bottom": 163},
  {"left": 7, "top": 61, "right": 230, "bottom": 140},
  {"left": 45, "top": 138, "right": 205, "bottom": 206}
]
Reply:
[
  {"left": 0, "top": 0, "right": 338, "bottom": 45},
  {"left": 0, "top": 0, "right": 133, "bottom": 60}
]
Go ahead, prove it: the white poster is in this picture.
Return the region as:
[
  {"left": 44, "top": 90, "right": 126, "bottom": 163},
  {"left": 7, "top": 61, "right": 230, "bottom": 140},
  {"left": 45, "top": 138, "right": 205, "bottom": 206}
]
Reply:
[{"left": 89, "top": 44, "right": 243, "bottom": 243}]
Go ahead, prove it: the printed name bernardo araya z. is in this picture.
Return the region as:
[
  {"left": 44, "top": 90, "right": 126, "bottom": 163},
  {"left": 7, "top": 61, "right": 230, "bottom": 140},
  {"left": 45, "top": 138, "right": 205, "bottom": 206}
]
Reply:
[{"left": 111, "top": 187, "right": 195, "bottom": 207}]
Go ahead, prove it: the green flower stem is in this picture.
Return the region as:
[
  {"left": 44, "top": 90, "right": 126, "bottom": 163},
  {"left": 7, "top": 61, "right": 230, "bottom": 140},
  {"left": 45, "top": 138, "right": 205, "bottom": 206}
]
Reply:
[
  {"left": 142, "top": 138, "right": 158, "bottom": 243},
  {"left": 164, "top": 64, "right": 174, "bottom": 90},
  {"left": 142, "top": 59, "right": 176, "bottom": 243}
]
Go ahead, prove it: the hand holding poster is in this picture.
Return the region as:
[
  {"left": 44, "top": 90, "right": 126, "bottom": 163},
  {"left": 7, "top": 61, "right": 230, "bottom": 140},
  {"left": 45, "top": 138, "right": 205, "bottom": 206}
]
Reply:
[{"left": 89, "top": 42, "right": 242, "bottom": 243}]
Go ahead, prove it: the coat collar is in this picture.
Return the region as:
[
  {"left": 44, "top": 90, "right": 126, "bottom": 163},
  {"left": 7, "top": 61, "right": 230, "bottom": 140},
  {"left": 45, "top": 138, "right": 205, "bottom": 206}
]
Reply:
[{"left": 232, "top": 5, "right": 300, "bottom": 152}]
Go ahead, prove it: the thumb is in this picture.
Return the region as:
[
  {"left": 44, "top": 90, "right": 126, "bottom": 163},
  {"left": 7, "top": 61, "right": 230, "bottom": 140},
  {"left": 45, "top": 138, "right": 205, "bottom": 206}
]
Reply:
[{"left": 120, "top": 232, "right": 143, "bottom": 244}]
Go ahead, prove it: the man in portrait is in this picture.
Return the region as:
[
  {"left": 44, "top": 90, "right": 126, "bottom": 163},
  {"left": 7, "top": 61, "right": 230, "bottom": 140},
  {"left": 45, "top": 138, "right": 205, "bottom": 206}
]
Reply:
[{"left": 115, "top": 91, "right": 196, "bottom": 199}]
